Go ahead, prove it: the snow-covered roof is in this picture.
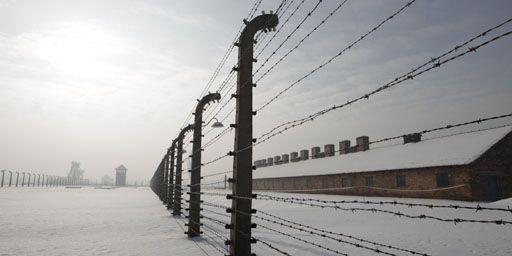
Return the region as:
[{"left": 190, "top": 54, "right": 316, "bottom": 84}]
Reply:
[
  {"left": 254, "top": 126, "right": 512, "bottom": 179},
  {"left": 116, "top": 165, "right": 127, "bottom": 171}
]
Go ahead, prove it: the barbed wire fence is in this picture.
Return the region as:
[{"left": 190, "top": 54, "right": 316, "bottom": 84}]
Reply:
[
  {"left": 0, "top": 170, "right": 81, "bottom": 188},
  {"left": 149, "top": 1, "right": 512, "bottom": 255}
]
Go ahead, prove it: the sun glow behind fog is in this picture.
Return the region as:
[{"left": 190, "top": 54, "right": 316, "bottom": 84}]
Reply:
[{"left": 35, "top": 22, "right": 121, "bottom": 78}]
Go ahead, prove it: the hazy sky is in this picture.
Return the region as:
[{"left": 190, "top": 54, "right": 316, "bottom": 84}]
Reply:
[{"left": 1, "top": 0, "right": 511, "bottom": 184}]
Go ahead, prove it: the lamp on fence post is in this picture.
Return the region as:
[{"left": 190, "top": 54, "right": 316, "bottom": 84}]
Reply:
[
  {"left": 211, "top": 118, "right": 224, "bottom": 128},
  {"left": 187, "top": 92, "right": 221, "bottom": 238},
  {"left": 166, "top": 139, "right": 178, "bottom": 210},
  {"left": 8, "top": 171, "right": 13, "bottom": 187},
  {"left": 1, "top": 170, "right": 5, "bottom": 187},
  {"left": 173, "top": 124, "right": 194, "bottom": 216},
  {"left": 229, "top": 13, "right": 278, "bottom": 256}
]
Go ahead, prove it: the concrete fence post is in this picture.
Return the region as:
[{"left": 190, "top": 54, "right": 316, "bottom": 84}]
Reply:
[
  {"left": 187, "top": 92, "right": 221, "bottom": 238},
  {"left": 173, "top": 124, "right": 194, "bottom": 216},
  {"left": 229, "top": 13, "right": 279, "bottom": 256},
  {"left": 167, "top": 139, "right": 178, "bottom": 210}
]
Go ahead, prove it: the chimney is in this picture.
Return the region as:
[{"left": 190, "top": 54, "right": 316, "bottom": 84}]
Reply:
[
  {"left": 356, "top": 136, "right": 369, "bottom": 152},
  {"left": 324, "top": 144, "right": 335, "bottom": 157},
  {"left": 300, "top": 149, "right": 309, "bottom": 160},
  {"left": 339, "top": 140, "right": 351, "bottom": 155},
  {"left": 403, "top": 133, "right": 422, "bottom": 144},
  {"left": 267, "top": 157, "right": 274, "bottom": 166},
  {"left": 290, "top": 152, "right": 299, "bottom": 162},
  {"left": 311, "top": 146, "right": 321, "bottom": 159},
  {"left": 281, "top": 154, "right": 290, "bottom": 164},
  {"left": 274, "top": 155, "right": 281, "bottom": 165}
]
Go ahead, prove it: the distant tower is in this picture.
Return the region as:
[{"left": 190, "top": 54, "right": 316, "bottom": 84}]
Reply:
[{"left": 115, "top": 165, "right": 127, "bottom": 186}]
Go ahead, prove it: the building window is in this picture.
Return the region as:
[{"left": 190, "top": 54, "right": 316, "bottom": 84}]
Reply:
[
  {"left": 322, "top": 178, "right": 329, "bottom": 188},
  {"left": 396, "top": 175, "right": 406, "bottom": 187},
  {"left": 365, "top": 176, "right": 374, "bottom": 187},
  {"left": 436, "top": 173, "right": 449, "bottom": 187},
  {"left": 306, "top": 179, "right": 312, "bottom": 189},
  {"left": 341, "top": 177, "right": 348, "bottom": 187}
]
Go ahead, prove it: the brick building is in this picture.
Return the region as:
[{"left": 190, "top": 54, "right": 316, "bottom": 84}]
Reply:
[{"left": 253, "top": 126, "right": 512, "bottom": 201}]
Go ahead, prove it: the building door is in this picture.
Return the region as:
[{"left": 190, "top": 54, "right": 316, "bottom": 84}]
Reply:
[{"left": 483, "top": 175, "right": 502, "bottom": 201}]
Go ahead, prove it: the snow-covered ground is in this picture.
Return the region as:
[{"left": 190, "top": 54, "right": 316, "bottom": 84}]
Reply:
[
  {"left": 1, "top": 187, "right": 511, "bottom": 256},
  {"left": 0, "top": 187, "right": 203, "bottom": 256}
]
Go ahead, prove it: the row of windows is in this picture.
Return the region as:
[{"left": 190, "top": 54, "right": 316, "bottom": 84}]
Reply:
[
  {"left": 342, "top": 173, "right": 450, "bottom": 188},
  {"left": 261, "top": 173, "right": 451, "bottom": 189}
]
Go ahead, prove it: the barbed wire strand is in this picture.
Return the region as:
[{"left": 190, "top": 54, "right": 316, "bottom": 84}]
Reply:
[
  {"left": 254, "top": 0, "right": 350, "bottom": 81},
  {"left": 257, "top": 196, "right": 512, "bottom": 225},
  {"left": 255, "top": 28, "right": 512, "bottom": 147},
  {"left": 256, "top": 209, "right": 428, "bottom": 256},
  {"left": 256, "top": 0, "right": 416, "bottom": 113},
  {"left": 176, "top": 0, "right": 264, "bottom": 133}
]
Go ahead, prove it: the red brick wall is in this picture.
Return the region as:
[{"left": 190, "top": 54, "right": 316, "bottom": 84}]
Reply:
[
  {"left": 253, "top": 131, "right": 512, "bottom": 201},
  {"left": 470, "top": 131, "right": 512, "bottom": 200},
  {"left": 254, "top": 166, "right": 475, "bottom": 200}
]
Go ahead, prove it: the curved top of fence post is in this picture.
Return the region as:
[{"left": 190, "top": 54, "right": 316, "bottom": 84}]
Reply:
[
  {"left": 178, "top": 124, "right": 194, "bottom": 141},
  {"left": 195, "top": 92, "right": 221, "bottom": 114},
  {"left": 241, "top": 13, "right": 279, "bottom": 39}
]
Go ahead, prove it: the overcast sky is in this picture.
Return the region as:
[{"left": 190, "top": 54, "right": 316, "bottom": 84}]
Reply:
[{"left": 1, "top": 0, "right": 511, "bottom": 184}]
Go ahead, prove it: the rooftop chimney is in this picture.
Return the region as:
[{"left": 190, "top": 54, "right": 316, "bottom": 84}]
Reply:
[
  {"left": 356, "top": 136, "right": 369, "bottom": 152},
  {"left": 403, "top": 133, "right": 422, "bottom": 144},
  {"left": 311, "top": 146, "right": 321, "bottom": 159},
  {"left": 274, "top": 155, "right": 282, "bottom": 165},
  {"left": 267, "top": 157, "right": 274, "bottom": 166},
  {"left": 324, "top": 144, "right": 335, "bottom": 157},
  {"left": 281, "top": 154, "right": 290, "bottom": 164},
  {"left": 339, "top": 140, "right": 350, "bottom": 155},
  {"left": 290, "top": 152, "right": 300, "bottom": 162},
  {"left": 300, "top": 149, "right": 309, "bottom": 161}
]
